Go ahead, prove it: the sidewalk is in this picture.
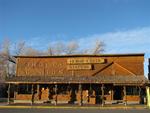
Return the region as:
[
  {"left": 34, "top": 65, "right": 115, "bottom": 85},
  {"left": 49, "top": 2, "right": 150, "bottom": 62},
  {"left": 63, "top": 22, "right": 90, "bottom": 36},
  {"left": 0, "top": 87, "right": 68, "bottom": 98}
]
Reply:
[
  {"left": 0, "top": 103, "right": 8, "bottom": 106},
  {"left": 0, "top": 103, "right": 148, "bottom": 109}
]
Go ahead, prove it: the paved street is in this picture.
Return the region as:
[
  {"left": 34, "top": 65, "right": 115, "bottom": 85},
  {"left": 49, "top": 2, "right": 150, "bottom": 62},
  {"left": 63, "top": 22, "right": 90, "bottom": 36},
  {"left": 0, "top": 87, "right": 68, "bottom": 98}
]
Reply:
[{"left": 0, "top": 108, "right": 149, "bottom": 113}]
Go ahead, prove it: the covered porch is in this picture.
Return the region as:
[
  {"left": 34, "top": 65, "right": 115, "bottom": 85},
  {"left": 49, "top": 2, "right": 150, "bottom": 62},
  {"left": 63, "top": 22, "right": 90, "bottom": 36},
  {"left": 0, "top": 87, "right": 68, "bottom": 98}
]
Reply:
[
  {"left": 7, "top": 83, "right": 146, "bottom": 106},
  {"left": 6, "top": 75, "right": 147, "bottom": 106}
]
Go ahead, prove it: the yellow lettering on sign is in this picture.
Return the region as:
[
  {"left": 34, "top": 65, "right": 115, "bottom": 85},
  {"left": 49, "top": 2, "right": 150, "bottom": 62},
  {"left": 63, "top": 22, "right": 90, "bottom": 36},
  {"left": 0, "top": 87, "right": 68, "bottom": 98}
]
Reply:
[
  {"left": 67, "top": 58, "right": 105, "bottom": 64},
  {"left": 67, "top": 65, "right": 92, "bottom": 70}
]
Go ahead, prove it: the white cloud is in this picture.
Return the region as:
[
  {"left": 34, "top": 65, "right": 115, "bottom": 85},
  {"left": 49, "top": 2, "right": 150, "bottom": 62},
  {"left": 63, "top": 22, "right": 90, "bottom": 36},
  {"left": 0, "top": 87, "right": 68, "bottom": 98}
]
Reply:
[
  {"left": 25, "top": 26, "right": 150, "bottom": 55},
  {"left": 24, "top": 26, "right": 150, "bottom": 76},
  {"left": 78, "top": 27, "right": 150, "bottom": 54},
  {"left": 78, "top": 27, "right": 150, "bottom": 76}
]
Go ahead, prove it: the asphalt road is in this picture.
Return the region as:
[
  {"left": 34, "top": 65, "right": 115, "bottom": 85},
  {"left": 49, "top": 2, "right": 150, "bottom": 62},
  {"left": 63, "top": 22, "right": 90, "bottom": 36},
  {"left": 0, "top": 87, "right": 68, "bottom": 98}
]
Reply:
[{"left": 0, "top": 108, "right": 149, "bottom": 113}]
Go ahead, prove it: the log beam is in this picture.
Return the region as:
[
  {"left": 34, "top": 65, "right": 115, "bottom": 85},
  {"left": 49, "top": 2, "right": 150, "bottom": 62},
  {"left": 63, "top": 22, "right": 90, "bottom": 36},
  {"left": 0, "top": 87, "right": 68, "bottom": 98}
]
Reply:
[
  {"left": 31, "top": 84, "right": 34, "bottom": 105},
  {"left": 7, "top": 83, "right": 10, "bottom": 104},
  {"left": 55, "top": 84, "right": 58, "bottom": 105},
  {"left": 79, "top": 84, "right": 83, "bottom": 106},
  {"left": 101, "top": 84, "right": 104, "bottom": 106},
  {"left": 123, "top": 86, "right": 127, "bottom": 106}
]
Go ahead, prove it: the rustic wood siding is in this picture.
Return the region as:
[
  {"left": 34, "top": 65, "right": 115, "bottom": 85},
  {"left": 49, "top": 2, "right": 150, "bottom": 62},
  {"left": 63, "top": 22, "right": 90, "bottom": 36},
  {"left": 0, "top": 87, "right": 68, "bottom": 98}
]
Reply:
[{"left": 16, "top": 55, "right": 144, "bottom": 77}]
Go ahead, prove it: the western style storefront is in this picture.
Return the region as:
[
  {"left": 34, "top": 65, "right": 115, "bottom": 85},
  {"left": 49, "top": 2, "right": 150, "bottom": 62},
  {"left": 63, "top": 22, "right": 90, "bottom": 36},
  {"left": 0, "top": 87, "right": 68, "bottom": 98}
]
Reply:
[{"left": 6, "top": 53, "right": 148, "bottom": 105}]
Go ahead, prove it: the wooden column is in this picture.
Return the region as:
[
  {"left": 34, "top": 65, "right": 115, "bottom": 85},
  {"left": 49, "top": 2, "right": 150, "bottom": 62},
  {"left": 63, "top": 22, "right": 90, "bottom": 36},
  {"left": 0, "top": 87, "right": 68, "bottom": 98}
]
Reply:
[
  {"left": 139, "top": 86, "right": 141, "bottom": 96},
  {"left": 14, "top": 84, "right": 17, "bottom": 101},
  {"left": 37, "top": 84, "right": 40, "bottom": 100},
  {"left": 139, "top": 86, "right": 141, "bottom": 104},
  {"left": 79, "top": 84, "right": 83, "bottom": 106},
  {"left": 31, "top": 84, "right": 34, "bottom": 105},
  {"left": 123, "top": 86, "right": 127, "bottom": 106},
  {"left": 101, "top": 84, "right": 104, "bottom": 106},
  {"left": 7, "top": 83, "right": 10, "bottom": 104},
  {"left": 16, "top": 84, "right": 19, "bottom": 100},
  {"left": 55, "top": 84, "right": 58, "bottom": 105},
  {"left": 111, "top": 89, "right": 114, "bottom": 101}
]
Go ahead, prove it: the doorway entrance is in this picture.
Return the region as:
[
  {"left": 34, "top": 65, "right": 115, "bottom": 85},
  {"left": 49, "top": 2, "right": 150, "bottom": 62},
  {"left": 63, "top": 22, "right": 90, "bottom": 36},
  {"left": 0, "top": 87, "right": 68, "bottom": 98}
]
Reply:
[{"left": 113, "top": 86, "right": 123, "bottom": 100}]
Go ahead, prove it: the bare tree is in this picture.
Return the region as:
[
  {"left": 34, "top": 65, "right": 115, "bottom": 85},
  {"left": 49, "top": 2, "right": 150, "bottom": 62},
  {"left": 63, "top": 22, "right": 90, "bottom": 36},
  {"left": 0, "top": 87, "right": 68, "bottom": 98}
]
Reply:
[
  {"left": 23, "top": 47, "right": 42, "bottom": 56},
  {"left": 0, "top": 51, "right": 5, "bottom": 83},
  {"left": 65, "top": 41, "right": 79, "bottom": 54},
  {"left": 0, "top": 39, "right": 27, "bottom": 79},
  {"left": 0, "top": 38, "right": 12, "bottom": 78},
  {"left": 0, "top": 47, "right": 6, "bottom": 97},
  {"left": 47, "top": 41, "right": 79, "bottom": 55},
  {"left": 47, "top": 39, "right": 105, "bottom": 55},
  {"left": 92, "top": 39, "right": 105, "bottom": 54},
  {"left": 14, "top": 40, "right": 26, "bottom": 56},
  {"left": 78, "top": 39, "right": 105, "bottom": 55},
  {"left": 1, "top": 38, "right": 11, "bottom": 58},
  {"left": 14, "top": 40, "right": 43, "bottom": 56},
  {"left": 52, "top": 42, "right": 66, "bottom": 55},
  {"left": 47, "top": 44, "right": 54, "bottom": 55}
]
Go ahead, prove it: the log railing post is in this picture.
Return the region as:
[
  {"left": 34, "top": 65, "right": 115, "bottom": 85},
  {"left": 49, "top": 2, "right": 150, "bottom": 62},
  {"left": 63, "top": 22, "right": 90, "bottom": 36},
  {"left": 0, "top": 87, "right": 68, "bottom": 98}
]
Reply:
[
  {"left": 37, "top": 84, "right": 40, "bottom": 100},
  {"left": 79, "top": 84, "right": 83, "bottom": 106},
  {"left": 123, "top": 86, "right": 127, "bottom": 106},
  {"left": 7, "top": 83, "right": 10, "bottom": 104},
  {"left": 101, "top": 84, "right": 104, "bottom": 106},
  {"left": 55, "top": 84, "right": 58, "bottom": 105},
  {"left": 31, "top": 84, "right": 34, "bottom": 105}
]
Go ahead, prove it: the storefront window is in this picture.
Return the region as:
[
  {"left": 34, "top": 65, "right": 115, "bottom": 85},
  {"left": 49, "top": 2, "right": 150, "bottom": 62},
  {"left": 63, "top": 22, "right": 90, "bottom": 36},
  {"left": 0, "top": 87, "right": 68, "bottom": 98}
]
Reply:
[
  {"left": 126, "top": 86, "right": 139, "bottom": 95},
  {"left": 18, "top": 84, "right": 32, "bottom": 94}
]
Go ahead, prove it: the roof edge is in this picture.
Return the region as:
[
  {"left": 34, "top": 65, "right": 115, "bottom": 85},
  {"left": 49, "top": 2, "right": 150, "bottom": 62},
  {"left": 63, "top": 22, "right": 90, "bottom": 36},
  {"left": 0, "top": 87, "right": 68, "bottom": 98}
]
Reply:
[{"left": 14, "top": 53, "right": 145, "bottom": 58}]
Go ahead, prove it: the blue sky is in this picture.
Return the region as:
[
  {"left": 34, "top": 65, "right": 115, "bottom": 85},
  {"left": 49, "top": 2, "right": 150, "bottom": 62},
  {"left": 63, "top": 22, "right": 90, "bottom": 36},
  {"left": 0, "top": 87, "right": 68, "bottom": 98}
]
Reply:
[{"left": 0, "top": 0, "right": 150, "bottom": 75}]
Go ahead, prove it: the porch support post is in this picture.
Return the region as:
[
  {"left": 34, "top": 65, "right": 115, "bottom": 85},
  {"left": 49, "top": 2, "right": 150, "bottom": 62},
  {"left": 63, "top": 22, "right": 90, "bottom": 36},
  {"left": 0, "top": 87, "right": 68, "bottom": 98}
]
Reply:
[
  {"left": 37, "top": 84, "right": 40, "bottom": 100},
  {"left": 7, "top": 83, "right": 10, "bottom": 104},
  {"left": 139, "top": 86, "right": 141, "bottom": 96},
  {"left": 55, "top": 84, "right": 58, "bottom": 105},
  {"left": 14, "top": 84, "right": 17, "bottom": 101},
  {"left": 79, "top": 84, "right": 83, "bottom": 106},
  {"left": 101, "top": 84, "right": 104, "bottom": 106},
  {"left": 31, "top": 84, "right": 34, "bottom": 105},
  {"left": 139, "top": 86, "right": 142, "bottom": 104},
  {"left": 111, "top": 88, "right": 114, "bottom": 101},
  {"left": 123, "top": 86, "right": 127, "bottom": 106}
]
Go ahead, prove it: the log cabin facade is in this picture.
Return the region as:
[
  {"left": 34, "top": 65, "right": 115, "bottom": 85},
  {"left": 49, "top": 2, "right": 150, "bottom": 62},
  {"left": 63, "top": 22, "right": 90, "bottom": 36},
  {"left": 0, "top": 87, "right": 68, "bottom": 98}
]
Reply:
[{"left": 6, "top": 53, "right": 148, "bottom": 105}]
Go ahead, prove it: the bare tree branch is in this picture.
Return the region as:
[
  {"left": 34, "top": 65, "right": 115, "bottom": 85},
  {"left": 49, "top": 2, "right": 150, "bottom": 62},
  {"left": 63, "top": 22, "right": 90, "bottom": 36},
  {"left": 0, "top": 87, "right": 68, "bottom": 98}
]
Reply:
[
  {"left": 65, "top": 41, "right": 79, "bottom": 54},
  {"left": 92, "top": 39, "right": 105, "bottom": 54},
  {"left": 53, "top": 42, "right": 66, "bottom": 55},
  {"left": 14, "top": 40, "right": 26, "bottom": 55},
  {"left": 0, "top": 38, "right": 11, "bottom": 78},
  {"left": 23, "top": 47, "right": 42, "bottom": 56},
  {"left": 47, "top": 39, "right": 105, "bottom": 55}
]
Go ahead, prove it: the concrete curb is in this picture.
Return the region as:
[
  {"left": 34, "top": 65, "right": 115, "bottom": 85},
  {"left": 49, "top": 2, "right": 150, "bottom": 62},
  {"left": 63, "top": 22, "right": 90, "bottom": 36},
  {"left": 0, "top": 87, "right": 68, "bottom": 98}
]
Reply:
[{"left": 0, "top": 105, "right": 148, "bottom": 109}]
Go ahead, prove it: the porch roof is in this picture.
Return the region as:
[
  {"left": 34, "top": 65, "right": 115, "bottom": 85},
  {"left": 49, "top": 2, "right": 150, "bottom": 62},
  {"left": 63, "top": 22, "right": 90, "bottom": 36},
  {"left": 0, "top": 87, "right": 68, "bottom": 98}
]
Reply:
[{"left": 5, "top": 75, "right": 148, "bottom": 85}]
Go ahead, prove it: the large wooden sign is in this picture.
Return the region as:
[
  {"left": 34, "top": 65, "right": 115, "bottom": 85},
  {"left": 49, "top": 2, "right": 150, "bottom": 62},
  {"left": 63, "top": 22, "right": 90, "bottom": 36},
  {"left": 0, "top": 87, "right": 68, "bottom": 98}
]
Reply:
[
  {"left": 67, "top": 65, "right": 92, "bottom": 70},
  {"left": 67, "top": 58, "right": 105, "bottom": 64}
]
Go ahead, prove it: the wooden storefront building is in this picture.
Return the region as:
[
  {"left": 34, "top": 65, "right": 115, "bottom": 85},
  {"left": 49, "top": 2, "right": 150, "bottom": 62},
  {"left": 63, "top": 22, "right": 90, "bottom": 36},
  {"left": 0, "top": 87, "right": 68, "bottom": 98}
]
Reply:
[{"left": 6, "top": 53, "right": 148, "bottom": 105}]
